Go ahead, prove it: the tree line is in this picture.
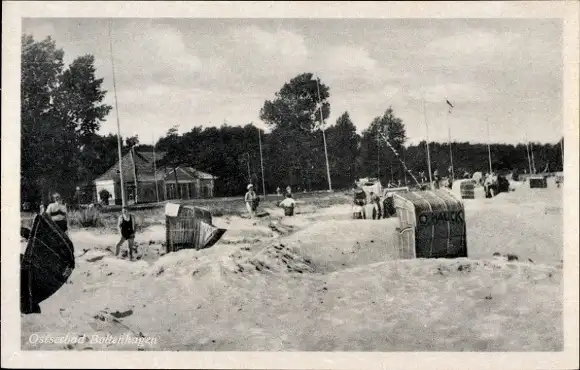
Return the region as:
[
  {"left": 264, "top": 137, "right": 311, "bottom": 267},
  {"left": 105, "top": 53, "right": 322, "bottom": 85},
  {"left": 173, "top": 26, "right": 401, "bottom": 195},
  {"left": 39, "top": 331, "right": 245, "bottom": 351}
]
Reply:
[{"left": 21, "top": 35, "right": 564, "bottom": 205}]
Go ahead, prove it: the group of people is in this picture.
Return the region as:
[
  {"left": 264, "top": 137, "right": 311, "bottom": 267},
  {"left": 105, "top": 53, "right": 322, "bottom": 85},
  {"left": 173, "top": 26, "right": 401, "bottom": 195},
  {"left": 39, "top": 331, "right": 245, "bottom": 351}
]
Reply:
[
  {"left": 32, "top": 192, "right": 139, "bottom": 260},
  {"left": 352, "top": 190, "right": 384, "bottom": 220},
  {"left": 244, "top": 184, "right": 297, "bottom": 219}
]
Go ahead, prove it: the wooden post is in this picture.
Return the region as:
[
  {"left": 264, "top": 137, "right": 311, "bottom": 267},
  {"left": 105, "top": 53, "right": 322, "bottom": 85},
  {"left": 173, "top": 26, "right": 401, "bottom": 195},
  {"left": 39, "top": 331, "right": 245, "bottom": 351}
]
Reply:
[
  {"left": 173, "top": 166, "right": 180, "bottom": 199},
  {"left": 130, "top": 147, "right": 139, "bottom": 204}
]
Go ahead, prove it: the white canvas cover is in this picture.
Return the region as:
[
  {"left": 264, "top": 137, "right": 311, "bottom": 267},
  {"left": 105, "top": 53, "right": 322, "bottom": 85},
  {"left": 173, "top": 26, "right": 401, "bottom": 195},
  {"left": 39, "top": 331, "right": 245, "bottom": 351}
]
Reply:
[{"left": 165, "top": 203, "right": 181, "bottom": 217}]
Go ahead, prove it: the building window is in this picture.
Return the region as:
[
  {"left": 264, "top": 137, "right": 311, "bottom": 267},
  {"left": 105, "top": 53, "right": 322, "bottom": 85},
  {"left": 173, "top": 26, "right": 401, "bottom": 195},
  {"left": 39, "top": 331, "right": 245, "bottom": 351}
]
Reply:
[
  {"left": 166, "top": 183, "right": 177, "bottom": 199},
  {"left": 179, "top": 183, "right": 189, "bottom": 200}
]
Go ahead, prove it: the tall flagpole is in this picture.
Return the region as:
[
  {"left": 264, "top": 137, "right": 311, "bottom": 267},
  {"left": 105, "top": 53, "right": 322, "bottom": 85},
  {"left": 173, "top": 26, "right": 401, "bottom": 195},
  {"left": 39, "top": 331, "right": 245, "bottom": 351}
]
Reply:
[
  {"left": 447, "top": 125, "right": 455, "bottom": 180},
  {"left": 258, "top": 126, "right": 266, "bottom": 199},
  {"left": 246, "top": 153, "right": 251, "bottom": 183},
  {"left": 315, "top": 75, "right": 332, "bottom": 192},
  {"left": 446, "top": 102, "right": 455, "bottom": 181},
  {"left": 377, "top": 129, "right": 380, "bottom": 180},
  {"left": 524, "top": 128, "right": 533, "bottom": 175},
  {"left": 403, "top": 145, "right": 408, "bottom": 184},
  {"left": 152, "top": 132, "right": 160, "bottom": 203},
  {"left": 422, "top": 98, "right": 434, "bottom": 189},
  {"left": 530, "top": 143, "right": 536, "bottom": 174},
  {"left": 526, "top": 142, "right": 533, "bottom": 174},
  {"left": 486, "top": 118, "right": 493, "bottom": 174},
  {"left": 108, "top": 20, "right": 126, "bottom": 208}
]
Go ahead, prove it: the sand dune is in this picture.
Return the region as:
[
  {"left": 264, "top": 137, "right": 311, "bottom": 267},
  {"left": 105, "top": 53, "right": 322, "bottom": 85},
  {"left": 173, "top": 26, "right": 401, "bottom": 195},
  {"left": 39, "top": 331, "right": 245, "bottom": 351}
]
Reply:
[{"left": 21, "top": 181, "right": 563, "bottom": 351}]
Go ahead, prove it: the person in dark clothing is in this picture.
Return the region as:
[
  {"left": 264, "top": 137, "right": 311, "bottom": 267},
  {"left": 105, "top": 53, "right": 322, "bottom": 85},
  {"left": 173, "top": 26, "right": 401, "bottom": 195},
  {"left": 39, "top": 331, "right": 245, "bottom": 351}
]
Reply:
[
  {"left": 383, "top": 195, "right": 396, "bottom": 218},
  {"left": 369, "top": 192, "right": 382, "bottom": 220},
  {"left": 352, "top": 200, "right": 365, "bottom": 220},
  {"left": 496, "top": 175, "right": 510, "bottom": 194},
  {"left": 353, "top": 187, "right": 366, "bottom": 205},
  {"left": 115, "top": 207, "right": 137, "bottom": 260}
]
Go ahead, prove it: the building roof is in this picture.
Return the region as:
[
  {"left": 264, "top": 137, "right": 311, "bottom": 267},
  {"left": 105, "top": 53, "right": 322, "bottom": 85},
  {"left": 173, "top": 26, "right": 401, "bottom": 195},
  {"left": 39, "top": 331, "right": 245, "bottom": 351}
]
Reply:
[
  {"left": 162, "top": 167, "right": 218, "bottom": 182},
  {"left": 94, "top": 151, "right": 216, "bottom": 183}
]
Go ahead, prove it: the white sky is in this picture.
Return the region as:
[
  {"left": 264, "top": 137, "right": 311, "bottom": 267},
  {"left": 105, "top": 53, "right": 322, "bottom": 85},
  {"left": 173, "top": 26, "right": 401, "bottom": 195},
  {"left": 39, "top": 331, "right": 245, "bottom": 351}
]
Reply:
[{"left": 22, "top": 17, "right": 563, "bottom": 145}]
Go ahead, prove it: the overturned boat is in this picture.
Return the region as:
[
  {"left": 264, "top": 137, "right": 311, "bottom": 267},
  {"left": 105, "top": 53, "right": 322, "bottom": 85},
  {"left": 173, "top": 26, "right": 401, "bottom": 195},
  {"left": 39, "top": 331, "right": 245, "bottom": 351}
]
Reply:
[{"left": 21, "top": 213, "right": 75, "bottom": 314}]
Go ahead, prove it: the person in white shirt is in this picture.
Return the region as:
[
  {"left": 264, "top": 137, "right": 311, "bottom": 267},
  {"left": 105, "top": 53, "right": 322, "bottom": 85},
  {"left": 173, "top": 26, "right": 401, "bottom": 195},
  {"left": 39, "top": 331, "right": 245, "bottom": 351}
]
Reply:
[
  {"left": 45, "top": 192, "right": 68, "bottom": 233},
  {"left": 244, "top": 184, "right": 258, "bottom": 218},
  {"left": 484, "top": 172, "right": 497, "bottom": 198},
  {"left": 279, "top": 193, "right": 297, "bottom": 216}
]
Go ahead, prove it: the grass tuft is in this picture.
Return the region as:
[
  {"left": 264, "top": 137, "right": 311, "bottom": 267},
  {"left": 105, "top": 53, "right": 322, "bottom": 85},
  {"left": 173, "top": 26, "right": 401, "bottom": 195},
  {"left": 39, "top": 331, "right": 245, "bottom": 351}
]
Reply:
[{"left": 70, "top": 207, "right": 105, "bottom": 228}]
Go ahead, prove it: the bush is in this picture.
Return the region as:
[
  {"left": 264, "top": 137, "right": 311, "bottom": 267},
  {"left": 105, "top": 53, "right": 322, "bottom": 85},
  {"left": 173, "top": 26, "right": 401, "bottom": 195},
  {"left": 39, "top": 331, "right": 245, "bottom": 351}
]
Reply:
[
  {"left": 70, "top": 207, "right": 104, "bottom": 228},
  {"left": 99, "top": 189, "right": 111, "bottom": 205}
]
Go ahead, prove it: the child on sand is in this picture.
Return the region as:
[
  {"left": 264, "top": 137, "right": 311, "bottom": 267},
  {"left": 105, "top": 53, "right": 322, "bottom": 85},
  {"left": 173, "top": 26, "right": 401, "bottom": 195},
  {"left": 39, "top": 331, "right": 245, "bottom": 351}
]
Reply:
[{"left": 115, "top": 207, "right": 138, "bottom": 260}]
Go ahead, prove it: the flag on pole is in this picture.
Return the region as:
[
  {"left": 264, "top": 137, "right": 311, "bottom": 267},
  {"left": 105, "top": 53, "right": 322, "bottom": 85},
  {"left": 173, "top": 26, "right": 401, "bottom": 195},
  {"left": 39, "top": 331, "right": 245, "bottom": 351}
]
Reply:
[{"left": 446, "top": 99, "right": 454, "bottom": 113}]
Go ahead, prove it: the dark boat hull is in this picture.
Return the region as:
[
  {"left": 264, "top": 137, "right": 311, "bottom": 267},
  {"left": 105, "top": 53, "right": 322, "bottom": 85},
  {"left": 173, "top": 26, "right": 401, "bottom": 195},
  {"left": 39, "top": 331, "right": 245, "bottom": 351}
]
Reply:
[{"left": 21, "top": 214, "right": 75, "bottom": 312}]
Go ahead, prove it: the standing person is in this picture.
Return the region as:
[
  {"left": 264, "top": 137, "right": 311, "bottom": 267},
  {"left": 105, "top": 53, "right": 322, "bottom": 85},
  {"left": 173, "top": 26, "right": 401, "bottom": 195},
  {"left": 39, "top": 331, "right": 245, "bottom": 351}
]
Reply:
[
  {"left": 353, "top": 186, "right": 366, "bottom": 205},
  {"left": 279, "top": 193, "right": 297, "bottom": 216},
  {"left": 352, "top": 200, "right": 365, "bottom": 220},
  {"left": 484, "top": 172, "right": 497, "bottom": 198},
  {"left": 383, "top": 195, "right": 397, "bottom": 218},
  {"left": 45, "top": 192, "right": 68, "bottom": 233},
  {"left": 244, "top": 184, "right": 258, "bottom": 218},
  {"left": 369, "top": 192, "right": 382, "bottom": 220},
  {"left": 433, "top": 170, "right": 441, "bottom": 189},
  {"left": 286, "top": 185, "right": 292, "bottom": 196},
  {"left": 115, "top": 207, "right": 137, "bottom": 260}
]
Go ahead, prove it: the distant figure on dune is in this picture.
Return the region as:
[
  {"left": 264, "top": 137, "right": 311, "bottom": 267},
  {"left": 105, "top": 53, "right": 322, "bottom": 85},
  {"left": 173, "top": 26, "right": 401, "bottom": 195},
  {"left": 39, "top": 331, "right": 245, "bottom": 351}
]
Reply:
[
  {"left": 433, "top": 170, "right": 441, "bottom": 189},
  {"left": 383, "top": 194, "right": 397, "bottom": 218},
  {"left": 244, "top": 184, "right": 259, "bottom": 218},
  {"left": 445, "top": 177, "right": 453, "bottom": 189},
  {"left": 472, "top": 171, "right": 483, "bottom": 185},
  {"left": 45, "top": 192, "right": 68, "bottom": 233},
  {"left": 369, "top": 191, "right": 382, "bottom": 220},
  {"left": 115, "top": 207, "right": 138, "bottom": 260},
  {"left": 279, "top": 193, "right": 297, "bottom": 216},
  {"left": 352, "top": 200, "right": 365, "bottom": 220},
  {"left": 484, "top": 172, "right": 498, "bottom": 198},
  {"left": 353, "top": 186, "right": 366, "bottom": 205}
]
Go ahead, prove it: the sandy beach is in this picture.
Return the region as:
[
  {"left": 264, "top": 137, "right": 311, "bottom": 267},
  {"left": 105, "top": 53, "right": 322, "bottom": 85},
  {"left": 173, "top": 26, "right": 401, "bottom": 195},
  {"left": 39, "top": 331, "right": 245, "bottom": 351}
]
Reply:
[{"left": 21, "top": 180, "right": 563, "bottom": 351}]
